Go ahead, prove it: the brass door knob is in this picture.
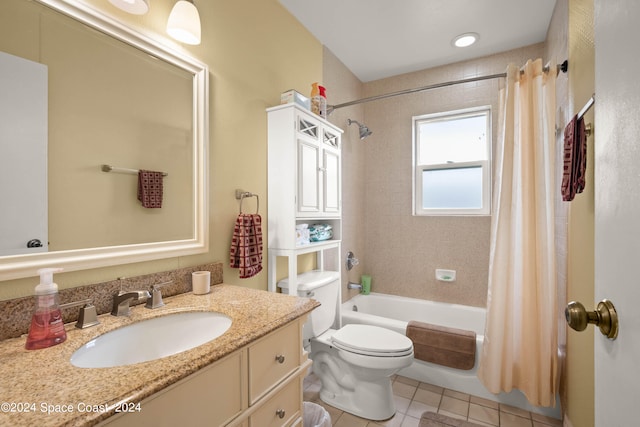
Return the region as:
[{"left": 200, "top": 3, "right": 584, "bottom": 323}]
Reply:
[{"left": 565, "top": 299, "right": 618, "bottom": 339}]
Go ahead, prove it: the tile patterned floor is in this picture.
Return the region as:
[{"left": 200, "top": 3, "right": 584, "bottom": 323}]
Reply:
[{"left": 303, "top": 374, "right": 563, "bottom": 427}]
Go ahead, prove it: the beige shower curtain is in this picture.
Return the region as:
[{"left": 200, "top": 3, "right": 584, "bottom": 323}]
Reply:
[{"left": 478, "top": 59, "right": 558, "bottom": 407}]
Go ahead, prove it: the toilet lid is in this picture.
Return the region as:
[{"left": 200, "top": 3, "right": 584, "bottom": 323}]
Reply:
[{"left": 331, "top": 324, "right": 413, "bottom": 357}]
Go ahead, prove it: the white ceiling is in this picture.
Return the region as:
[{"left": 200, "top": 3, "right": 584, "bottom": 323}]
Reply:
[{"left": 278, "top": 0, "right": 557, "bottom": 82}]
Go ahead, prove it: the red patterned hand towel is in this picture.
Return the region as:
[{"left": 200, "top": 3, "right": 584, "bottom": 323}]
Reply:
[
  {"left": 138, "top": 170, "right": 164, "bottom": 208},
  {"left": 230, "top": 214, "right": 263, "bottom": 278},
  {"left": 561, "top": 115, "right": 587, "bottom": 201}
]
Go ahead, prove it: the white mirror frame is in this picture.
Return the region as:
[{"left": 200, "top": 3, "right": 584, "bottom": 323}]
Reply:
[{"left": 0, "top": 0, "right": 209, "bottom": 281}]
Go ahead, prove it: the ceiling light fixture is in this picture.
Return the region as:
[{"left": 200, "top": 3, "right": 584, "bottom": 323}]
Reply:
[
  {"left": 452, "top": 33, "right": 479, "bottom": 48},
  {"left": 108, "top": 0, "right": 149, "bottom": 15},
  {"left": 167, "top": 0, "right": 202, "bottom": 45}
]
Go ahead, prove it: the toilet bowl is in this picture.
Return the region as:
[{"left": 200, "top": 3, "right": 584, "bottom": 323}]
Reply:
[
  {"left": 311, "top": 324, "right": 413, "bottom": 420},
  {"left": 278, "top": 270, "right": 414, "bottom": 420}
]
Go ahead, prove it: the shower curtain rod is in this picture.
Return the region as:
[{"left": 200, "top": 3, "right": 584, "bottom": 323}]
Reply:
[{"left": 328, "top": 60, "right": 568, "bottom": 113}]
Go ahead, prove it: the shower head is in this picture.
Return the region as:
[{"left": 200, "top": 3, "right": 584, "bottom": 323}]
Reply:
[{"left": 347, "top": 119, "right": 373, "bottom": 140}]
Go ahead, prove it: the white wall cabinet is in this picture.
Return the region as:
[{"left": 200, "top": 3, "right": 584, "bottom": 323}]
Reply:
[
  {"left": 295, "top": 114, "right": 341, "bottom": 216},
  {"left": 267, "top": 104, "right": 343, "bottom": 296},
  {"left": 101, "top": 316, "right": 310, "bottom": 427}
]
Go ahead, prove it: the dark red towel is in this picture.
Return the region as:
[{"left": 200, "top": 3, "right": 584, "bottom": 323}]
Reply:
[
  {"left": 561, "top": 115, "right": 587, "bottom": 201},
  {"left": 230, "top": 214, "right": 263, "bottom": 278},
  {"left": 137, "top": 170, "right": 164, "bottom": 208}
]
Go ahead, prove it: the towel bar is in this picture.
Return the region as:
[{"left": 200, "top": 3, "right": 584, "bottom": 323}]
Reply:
[
  {"left": 578, "top": 94, "right": 595, "bottom": 119},
  {"left": 101, "top": 164, "right": 168, "bottom": 177}
]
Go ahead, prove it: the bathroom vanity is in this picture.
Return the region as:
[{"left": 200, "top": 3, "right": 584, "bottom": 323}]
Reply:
[
  {"left": 0, "top": 285, "right": 318, "bottom": 427},
  {"left": 103, "top": 317, "right": 309, "bottom": 427}
]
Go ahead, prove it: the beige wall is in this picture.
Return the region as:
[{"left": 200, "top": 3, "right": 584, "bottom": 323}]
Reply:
[
  {"left": 563, "top": 0, "right": 596, "bottom": 425},
  {"left": 544, "top": 0, "right": 596, "bottom": 425},
  {"left": 0, "top": 0, "right": 322, "bottom": 299}
]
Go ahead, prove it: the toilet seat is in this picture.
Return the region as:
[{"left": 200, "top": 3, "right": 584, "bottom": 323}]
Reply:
[{"left": 331, "top": 324, "right": 413, "bottom": 357}]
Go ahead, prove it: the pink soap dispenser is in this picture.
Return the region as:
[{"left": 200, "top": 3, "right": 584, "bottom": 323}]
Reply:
[{"left": 25, "top": 267, "right": 67, "bottom": 350}]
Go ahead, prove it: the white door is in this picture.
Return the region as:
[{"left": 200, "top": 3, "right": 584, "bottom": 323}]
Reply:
[
  {"left": 594, "top": 0, "right": 640, "bottom": 425},
  {"left": 0, "top": 52, "right": 48, "bottom": 255}
]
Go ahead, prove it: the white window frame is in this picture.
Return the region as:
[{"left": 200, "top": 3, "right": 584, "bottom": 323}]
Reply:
[{"left": 412, "top": 106, "right": 491, "bottom": 216}]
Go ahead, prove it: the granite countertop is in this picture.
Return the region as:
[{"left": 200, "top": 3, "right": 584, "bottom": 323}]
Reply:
[{"left": 0, "top": 284, "right": 319, "bottom": 427}]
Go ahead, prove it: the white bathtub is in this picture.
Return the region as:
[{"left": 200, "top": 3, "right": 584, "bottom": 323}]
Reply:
[{"left": 341, "top": 293, "right": 561, "bottom": 419}]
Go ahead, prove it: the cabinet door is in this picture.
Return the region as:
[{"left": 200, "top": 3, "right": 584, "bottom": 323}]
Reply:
[
  {"left": 323, "top": 149, "right": 340, "bottom": 214},
  {"left": 297, "top": 140, "right": 321, "bottom": 213}
]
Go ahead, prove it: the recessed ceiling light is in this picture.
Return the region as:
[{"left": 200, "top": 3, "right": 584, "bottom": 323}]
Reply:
[{"left": 453, "top": 33, "right": 479, "bottom": 48}]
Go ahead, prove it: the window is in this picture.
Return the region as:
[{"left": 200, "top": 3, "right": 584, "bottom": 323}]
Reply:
[{"left": 413, "top": 107, "right": 491, "bottom": 215}]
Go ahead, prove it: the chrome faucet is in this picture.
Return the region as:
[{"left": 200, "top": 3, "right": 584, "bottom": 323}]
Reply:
[
  {"left": 111, "top": 290, "right": 151, "bottom": 316},
  {"left": 60, "top": 298, "right": 100, "bottom": 329},
  {"left": 346, "top": 251, "right": 359, "bottom": 271},
  {"left": 347, "top": 281, "right": 363, "bottom": 291},
  {"left": 145, "top": 280, "right": 173, "bottom": 309}
]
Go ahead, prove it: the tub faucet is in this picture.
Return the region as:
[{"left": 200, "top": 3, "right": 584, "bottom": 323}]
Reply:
[
  {"left": 346, "top": 251, "right": 359, "bottom": 271},
  {"left": 111, "top": 290, "right": 151, "bottom": 316},
  {"left": 347, "top": 281, "right": 363, "bottom": 291}
]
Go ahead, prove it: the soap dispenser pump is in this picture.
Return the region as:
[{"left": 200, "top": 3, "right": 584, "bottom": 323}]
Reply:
[{"left": 25, "top": 267, "right": 67, "bottom": 350}]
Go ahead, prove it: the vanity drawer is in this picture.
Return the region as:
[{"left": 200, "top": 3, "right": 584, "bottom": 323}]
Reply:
[
  {"left": 249, "top": 377, "right": 301, "bottom": 427},
  {"left": 248, "top": 319, "right": 300, "bottom": 404},
  {"left": 102, "top": 350, "right": 244, "bottom": 427}
]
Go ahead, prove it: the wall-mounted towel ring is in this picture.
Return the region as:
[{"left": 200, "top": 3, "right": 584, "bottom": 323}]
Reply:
[{"left": 235, "top": 189, "right": 259, "bottom": 214}]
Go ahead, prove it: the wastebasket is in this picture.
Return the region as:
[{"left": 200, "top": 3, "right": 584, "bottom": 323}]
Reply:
[{"left": 303, "top": 401, "right": 331, "bottom": 427}]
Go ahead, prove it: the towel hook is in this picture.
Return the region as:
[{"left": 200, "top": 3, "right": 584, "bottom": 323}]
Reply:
[{"left": 235, "top": 189, "right": 259, "bottom": 214}]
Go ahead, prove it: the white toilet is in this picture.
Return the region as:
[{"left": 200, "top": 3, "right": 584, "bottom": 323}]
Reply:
[{"left": 278, "top": 270, "right": 414, "bottom": 421}]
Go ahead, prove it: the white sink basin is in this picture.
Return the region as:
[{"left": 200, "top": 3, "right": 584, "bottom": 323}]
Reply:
[{"left": 70, "top": 311, "right": 232, "bottom": 368}]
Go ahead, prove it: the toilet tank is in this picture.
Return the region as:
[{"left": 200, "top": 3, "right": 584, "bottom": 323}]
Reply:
[{"left": 277, "top": 270, "right": 340, "bottom": 340}]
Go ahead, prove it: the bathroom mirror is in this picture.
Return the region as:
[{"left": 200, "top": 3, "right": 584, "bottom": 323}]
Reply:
[{"left": 0, "top": 0, "right": 209, "bottom": 280}]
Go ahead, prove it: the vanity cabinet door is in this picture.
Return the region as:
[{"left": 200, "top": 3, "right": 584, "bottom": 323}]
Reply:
[
  {"left": 248, "top": 320, "right": 300, "bottom": 405},
  {"left": 101, "top": 350, "right": 245, "bottom": 427}
]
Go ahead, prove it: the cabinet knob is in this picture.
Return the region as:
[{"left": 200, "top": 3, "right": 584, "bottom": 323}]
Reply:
[
  {"left": 276, "top": 409, "right": 286, "bottom": 419},
  {"left": 275, "top": 354, "right": 285, "bottom": 364}
]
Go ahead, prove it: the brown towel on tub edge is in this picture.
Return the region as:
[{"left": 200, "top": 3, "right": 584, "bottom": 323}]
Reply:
[{"left": 406, "top": 320, "right": 476, "bottom": 370}]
